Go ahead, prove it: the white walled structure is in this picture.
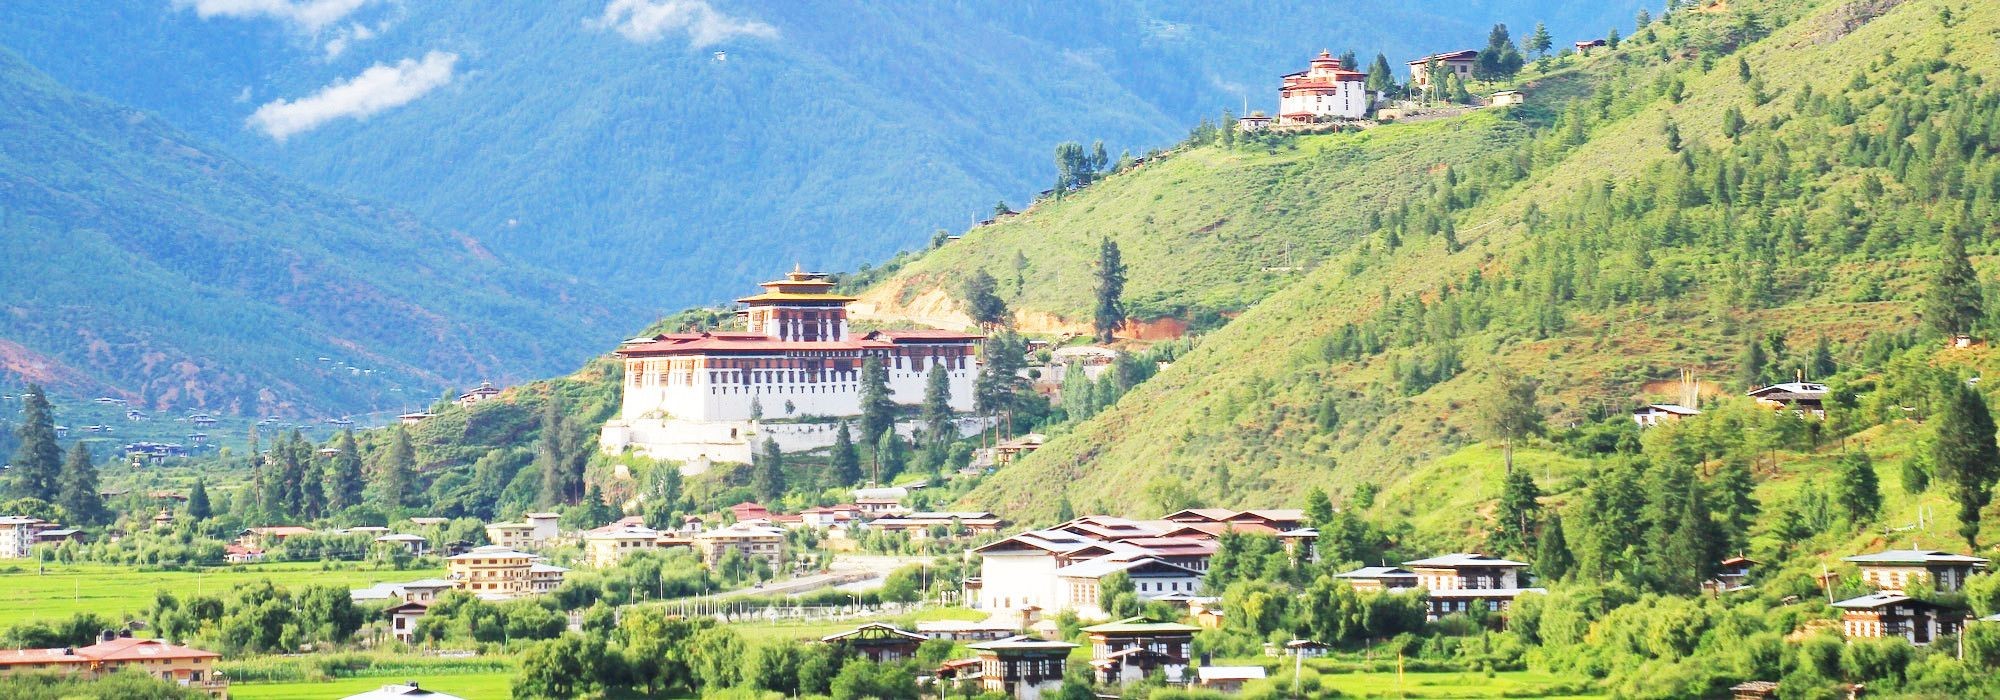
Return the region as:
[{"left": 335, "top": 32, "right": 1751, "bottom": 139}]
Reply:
[
  {"left": 600, "top": 271, "right": 982, "bottom": 466},
  {"left": 1278, "top": 50, "right": 1369, "bottom": 123}
]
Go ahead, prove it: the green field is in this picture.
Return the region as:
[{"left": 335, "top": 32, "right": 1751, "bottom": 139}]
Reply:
[
  {"left": 1315, "top": 669, "right": 1600, "bottom": 698},
  {"left": 0, "top": 562, "right": 445, "bottom": 627},
  {"left": 230, "top": 672, "right": 515, "bottom": 700}
]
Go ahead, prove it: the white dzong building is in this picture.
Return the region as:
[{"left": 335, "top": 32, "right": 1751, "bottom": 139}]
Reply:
[
  {"left": 1278, "top": 50, "right": 1369, "bottom": 123},
  {"left": 599, "top": 270, "right": 982, "bottom": 467}
]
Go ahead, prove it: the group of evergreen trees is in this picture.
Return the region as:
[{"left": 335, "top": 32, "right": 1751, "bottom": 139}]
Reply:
[
  {"left": 248, "top": 427, "right": 410, "bottom": 522},
  {"left": 4, "top": 385, "right": 104, "bottom": 525}
]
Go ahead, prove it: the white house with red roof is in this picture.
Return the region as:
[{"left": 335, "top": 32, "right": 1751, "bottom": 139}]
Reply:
[
  {"left": 600, "top": 270, "right": 982, "bottom": 466},
  {"left": 1279, "top": 50, "right": 1370, "bottom": 122}
]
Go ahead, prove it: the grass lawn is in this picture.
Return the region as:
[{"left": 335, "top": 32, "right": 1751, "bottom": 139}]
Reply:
[
  {"left": 231, "top": 671, "right": 515, "bottom": 700},
  {"left": 0, "top": 562, "right": 444, "bottom": 627},
  {"left": 1317, "top": 669, "right": 1600, "bottom": 698}
]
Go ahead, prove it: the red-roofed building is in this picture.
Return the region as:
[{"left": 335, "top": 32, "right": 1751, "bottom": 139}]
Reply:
[
  {"left": 0, "top": 634, "right": 225, "bottom": 696},
  {"left": 600, "top": 270, "right": 982, "bottom": 465},
  {"left": 1279, "top": 50, "right": 1370, "bottom": 122}
]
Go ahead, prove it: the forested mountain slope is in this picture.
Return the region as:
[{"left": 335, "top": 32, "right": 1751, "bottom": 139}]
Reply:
[
  {"left": 0, "top": 1, "right": 1649, "bottom": 313},
  {"left": 0, "top": 51, "right": 618, "bottom": 415},
  {"left": 965, "top": 0, "right": 2000, "bottom": 520}
]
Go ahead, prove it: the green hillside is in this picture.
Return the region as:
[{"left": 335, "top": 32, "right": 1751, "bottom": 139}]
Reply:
[
  {"left": 964, "top": 0, "right": 2000, "bottom": 521},
  {"left": 0, "top": 50, "right": 620, "bottom": 415}
]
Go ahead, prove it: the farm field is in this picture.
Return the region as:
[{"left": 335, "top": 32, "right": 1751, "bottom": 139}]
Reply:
[
  {"left": 0, "top": 562, "right": 445, "bottom": 627},
  {"left": 230, "top": 671, "right": 515, "bottom": 700},
  {"left": 1315, "top": 669, "right": 1600, "bottom": 698}
]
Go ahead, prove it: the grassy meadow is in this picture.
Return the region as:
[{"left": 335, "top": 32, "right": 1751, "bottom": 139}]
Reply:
[
  {"left": 0, "top": 562, "right": 444, "bottom": 627},
  {"left": 230, "top": 672, "right": 515, "bottom": 700}
]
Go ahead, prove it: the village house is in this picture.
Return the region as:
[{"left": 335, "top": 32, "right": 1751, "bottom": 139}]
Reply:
[
  {"left": 961, "top": 636, "right": 1077, "bottom": 700},
  {"left": 692, "top": 521, "right": 786, "bottom": 569},
  {"left": 0, "top": 516, "right": 47, "bottom": 558},
  {"left": 484, "top": 512, "right": 562, "bottom": 550},
  {"left": 0, "top": 634, "right": 226, "bottom": 697},
  {"left": 1833, "top": 592, "right": 1964, "bottom": 645},
  {"left": 868, "top": 511, "right": 1007, "bottom": 539},
  {"left": 916, "top": 619, "right": 1020, "bottom": 642},
  {"left": 1401, "top": 553, "right": 1544, "bottom": 619},
  {"left": 1331, "top": 565, "right": 1420, "bottom": 592},
  {"left": 598, "top": 270, "right": 982, "bottom": 465},
  {"left": 1278, "top": 50, "right": 1370, "bottom": 123},
  {"left": 1708, "top": 557, "right": 1757, "bottom": 593},
  {"left": 728, "top": 501, "right": 774, "bottom": 523},
  {"left": 1196, "top": 666, "right": 1268, "bottom": 693},
  {"left": 1844, "top": 549, "right": 1989, "bottom": 593},
  {"left": 1574, "top": 38, "right": 1608, "bottom": 55},
  {"left": 351, "top": 578, "right": 459, "bottom": 605},
  {"left": 1633, "top": 403, "right": 1701, "bottom": 427},
  {"left": 1083, "top": 617, "right": 1199, "bottom": 685},
  {"left": 821, "top": 622, "right": 927, "bottom": 663},
  {"left": 1407, "top": 50, "right": 1478, "bottom": 91},
  {"left": 1236, "top": 111, "right": 1273, "bottom": 132},
  {"left": 1056, "top": 556, "right": 1205, "bottom": 619},
  {"left": 1490, "top": 90, "right": 1526, "bottom": 106},
  {"left": 397, "top": 411, "right": 434, "bottom": 426},
  {"left": 454, "top": 382, "right": 502, "bottom": 407},
  {"left": 1747, "top": 382, "right": 1829, "bottom": 419},
  {"left": 446, "top": 545, "right": 566, "bottom": 600},
  {"left": 978, "top": 513, "right": 1308, "bottom": 617},
  {"left": 385, "top": 600, "right": 429, "bottom": 642},
  {"left": 237, "top": 525, "right": 315, "bottom": 550},
  {"left": 374, "top": 533, "right": 429, "bottom": 557},
  {"left": 583, "top": 526, "right": 664, "bottom": 568}
]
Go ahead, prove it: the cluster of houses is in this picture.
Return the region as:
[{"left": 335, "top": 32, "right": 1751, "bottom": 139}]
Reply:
[
  {"left": 0, "top": 631, "right": 228, "bottom": 697},
  {"left": 1632, "top": 380, "right": 1830, "bottom": 427},
  {"left": 1831, "top": 549, "right": 1992, "bottom": 646},
  {"left": 227, "top": 522, "right": 441, "bottom": 563}
]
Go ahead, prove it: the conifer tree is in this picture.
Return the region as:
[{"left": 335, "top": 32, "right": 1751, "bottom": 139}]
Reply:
[
  {"left": 919, "top": 364, "right": 955, "bottom": 453},
  {"left": 1365, "top": 53, "right": 1397, "bottom": 94},
  {"left": 830, "top": 422, "right": 862, "bottom": 486},
  {"left": 1474, "top": 24, "right": 1525, "bottom": 81},
  {"left": 753, "top": 438, "right": 785, "bottom": 503},
  {"left": 1809, "top": 336, "right": 1837, "bottom": 379},
  {"left": 581, "top": 483, "right": 617, "bottom": 526},
  {"left": 8, "top": 384, "right": 61, "bottom": 501},
  {"left": 1737, "top": 340, "right": 1769, "bottom": 389},
  {"left": 974, "top": 332, "right": 1028, "bottom": 428},
  {"left": 1092, "top": 238, "right": 1127, "bottom": 343},
  {"left": 858, "top": 357, "right": 895, "bottom": 446},
  {"left": 378, "top": 425, "right": 417, "bottom": 510},
  {"left": 1055, "top": 495, "right": 1076, "bottom": 523},
  {"left": 1932, "top": 384, "right": 1999, "bottom": 546},
  {"left": 1303, "top": 486, "right": 1335, "bottom": 529},
  {"left": 960, "top": 270, "right": 1008, "bottom": 329},
  {"left": 298, "top": 453, "right": 325, "bottom": 520},
  {"left": 1526, "top": 22, "right": 1553, "bottom": 58},
  {"left": 1535, "top": 513, "right": 1573, "bottom": 583},
  {"left": 1923, "top": 225, "right": 1984, "bottom": 338},
  {"left": 874, "top": 430, "right": 907, "bottom": 485},
  {"left": 1490, "top": 468, "right": 1542, "bottom": 557},
  {"left": 56, "top": 441, "right": 103, "bottom": 525},
  {"left": 327, "top": 430, "right": 365, "bottom": 512},
  {"left": 1711, "top": 458, "right": 1760, "bottom": 553},
  {"left": 187, "top": 478, "right": 211, "bottom": 521},
  {"left": 536, "top": 397, "right": 569, "bottom": 507},
  {"left": 1833, "top": 451, "right": 1882, "bottom": 525}
]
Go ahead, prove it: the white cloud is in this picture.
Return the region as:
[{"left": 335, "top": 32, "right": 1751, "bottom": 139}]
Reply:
[
  {"left": 586, "top": 0, "right": 777, "bottom": 47},
  {"left": 177, "top": 0, "right": 377, "bottom": 33},
  {"left": 322, "top": 21, "right": 377, "bottom": 58},
  {"left": 248, "top": 51, "right": 457, "bottom": 140}
]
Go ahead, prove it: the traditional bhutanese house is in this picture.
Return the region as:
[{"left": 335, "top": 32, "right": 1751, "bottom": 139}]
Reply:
[
  {"left": 1196, "top": 666, "right": 1268, "bottom": 693},
  {"left": 224, "top": 543, "right": 264, "bottom": 564},
  {"left": 1632, "top": 403, "right": 1701, "bottom": 427},
  {"left": 1490, "top": 90, "right": 1526, "bottom": 106},
  {"left": 822, "top": 622, "right": 928, "bottom": 663},
  {"left": 917, "top": 619, "right": 1019, "bottom": 642},
  {"left": 1406, "top": 49, "right": 1479, "bottom": 90},
  {"left": 1286, "top": 639, "right": 1332, "bottom": 658},
  {"left": 1056, "top": 556, "right": 1205, "bottom": 619},
  {"left": 692, "top": 522, "right": 786, "bottom": 569},
  {"left": 934, "top": 656, "right": 984, "bottom": 685},
  {"left": 583, "top": 526, "right": 662, "bottom": 568},
  {"left": 0, "top": 635, "right": 227, "bottom": 697},
  {"left": 1236, "top": 111, "right": 1273, "bottom": 132},
  {"left": 454, "top": 382, "right": 502, "bottom": 407},
  {"left": 1332, "top": 565, "right": 1420, "bottom": 593},
  {"left": 385, "top": 600, "right": 428, "bottom": 642},
  {"left": 975, "top": 530, "right": 1113, "bottom": 611},
  {"left": 1708, "top": 557, "right": 1758, "bottom": 593},
  {"left": 990, "top": 433, "right": 1046, "bottom": 465},
  {"left": 529, "top": 563, "right": 568, "bottom": 595},
  {"left": 1404, "top": 553, "right": 1544, "bottom": 620},
  {"left": 1056, "top": 516, "right": 1165, "bottom": 542},
  {"left": 1729, "top": 680, "right": 1779, "bottom": 699},
  {"left": 1162, "top": 508, "right": 1239, "bottom": 524},
  {"left": 1746, "top": 382, "right": 1829, "bottom": 419},
  {"left": 967, "top": 636, "right": 1077, "bottom": 699},
  {"left": 1083, "top": 617, "right": 1199, "bottom": 685},
  {"left": 1843, "top": 549, "right": 1989, "bottom": 593},
  {"left": 869, "top": 511, "right": 1007, "bottom": 538},
  {"left": 1833, "top": 592, "right": 1964, "bottom": 645},
  {"left": 1573, "top": 38, "right": 1608, "bottom": 55},
  {"left": 237, "top": 525, "right": 315, "bottom": 549},
  {"left": 375, "top": 533, "right": 429, "bottom": 556},
  {"left": 1278, "top": 50, "right": 1369, "bottom": 123},
  {"left": 397, "top": 411, "right": 434, "bottom": 426},
  {"left": 1115, "top": 536, "right": 1217, "bottom": 573},
  {"left": 729, "top": 501, "right": 774, "bottom": 523}
]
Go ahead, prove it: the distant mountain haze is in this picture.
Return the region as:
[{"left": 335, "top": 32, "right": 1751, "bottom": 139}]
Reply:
[{"left": 0, "top": 1, "right": 1649, "bottom": 315}]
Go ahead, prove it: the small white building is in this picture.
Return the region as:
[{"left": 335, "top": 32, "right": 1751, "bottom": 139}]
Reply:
[
  {"left": 339, "top": 681, "right": 465, "bottom": 700},
  {"left": 1491, "top": 90, "right": 1525, "bottom": 106},
  {"left": 1632, "top": 403, "right": 1700, "bottom": 427}
]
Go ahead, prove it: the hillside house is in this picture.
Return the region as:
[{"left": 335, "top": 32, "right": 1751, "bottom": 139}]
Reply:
[
  {"left": 584, "top": 526, "right": 663, "bottom": 567},
  {"left": 1747, "top": 382, "right": 1828, "bottom": 419},
  {"left": 237, "top": 525, "right": 315, "bottom": 550},
  {"left": 1083, "top": 617, "right": 1199, "bottom": 685},
  {"left": 1633, "top": 403, "right": 1700, "bottom": 427},
  {"left": 1331, "top": 565, "right": 1420, "bottom": 592},
  {"left": 484, "top": 512, "right": 562, "bottom": 550},
  {"left": 1574, "top": 39, "right": 1608, "bottom": 55},
  {"left": 1407, "top": 50, "right": 1478, "bottom": 91},
  {"left": 0, "top": 635, "right": 226, "bottom": 697},
  {"left": 1843, "top": 549, "right": 1989, "bottom": 593},
  {"left": 693, "top": 522, "right": 785, "bottom": 569},
  {"left": 1834, "top": 592, "right": 1964, "bottom": 645},
  {"left": 1403, "top": 553, "right": 1544, "bottom": 619},
  {"left": 964, "top": 636, "right": 1077, "bottom": 700},
  {"left": 1708, "top": 557, "right": 1757, "bottom": 593},
  {"left": 1278, "top": 50, "right": 1369, "bottom": 122},
  {"left": 821, "top": 623, "right": 927, "bottom": 663},
  {"left": 1491, "top": 90, "right": 1525, "bottom": 106},
  {"left": 1196, "top": 666, "right": 1268, "bottom": 693},
  {"left": 454, "top": 382, "right": 502, "bottom": 407},
  {"left": 1237, "top": 112, "right": 1273, "bottom": 132},
  {"left": 398, "top": 412, "right": 434, "bottom": 426}
]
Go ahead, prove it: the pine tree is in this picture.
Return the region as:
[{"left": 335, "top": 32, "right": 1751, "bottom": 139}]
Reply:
[
  {"left": 1737, "top": 340, "right": 1769, "bottom": 389},
  {"left": 1526, "top": 22, "right": 1553, "bottom": 58},
  {"left": 919, "top": 364, "right": 955, "bottom": 453},
  {"left": 187, "top": 478, "right": 212, "bottom": 521},
  {"left": 1932, "top": 384, "right": 2000, "bottom": 547},
  {"left": 874, "top": 430, "right": 907, "bottom": 485},
  {"left": 1833, "top": 451, "right": 1882, "bottom": 525},
  {"left": 1365, "top": 53, "right": 1397, "bottom": 94},
  {"left": 753, "top": 437, "right": 786, "bottom": 503},
  {"left": 1534, "top": 513, "right": 1573, "bottom": 583},
  {"left": 536, "top": 396, "right": 569, "bottom": 507},
  {"left": 298, "top": 452, "right": 325, "bottom": 519},
  {"left": 327, "top": 430, "right": 365, "bottom": 512},
  {"left": 378, "top": 425, "right": 417, "bottom": 510},
  {"left": 1474, "top": 24, "right": 1525, "bottom": 81},
  {"left": 8, "top": 384, "right": 61, "bottom": 501},
  {"left": 858, "top": 357, "right": 895, "bottom": 446},
  {"left": 1809, "top": 336, "right": 1837, "bottom": 379},
  {"left": 56, "top": 442, "right": 103, "bottom": 525},
  {"left": 1490, "top": 469, "right": 1543, "bottom": 557},
  {"left": 1093, "top": 238, "right": 1127, "bottom": 343},
  {"left": 1303, "top": 487, "right": 1335, "bottom": 529},
  {"left": 830, "top": 422, "right": 862, "bottom": 486},
  {"left": 961, "top": 270, "right": 1008, "bottom": 329},
  {"left": 1923, "top": 225, "right": 1984, "bottom": 338},
  {"left": 1055, "top": 495, "right": 1076, "bottom": 523},
  {"left": 1712, "top": 458, "right": 1761, "bottom": 553},
  {"left": 581, "top": 483, "right": 617, "bottom": 526},
  {"left": 974, "top": 332, "right": 1028, "bottom": 427}
]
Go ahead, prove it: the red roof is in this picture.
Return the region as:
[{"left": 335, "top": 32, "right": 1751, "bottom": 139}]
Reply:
[
  {"left": 617, "top": 329, "right": 978, "bottom": 358},
  {"left": 0, "top": 638, "right": 224, "bottom": 666}
]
